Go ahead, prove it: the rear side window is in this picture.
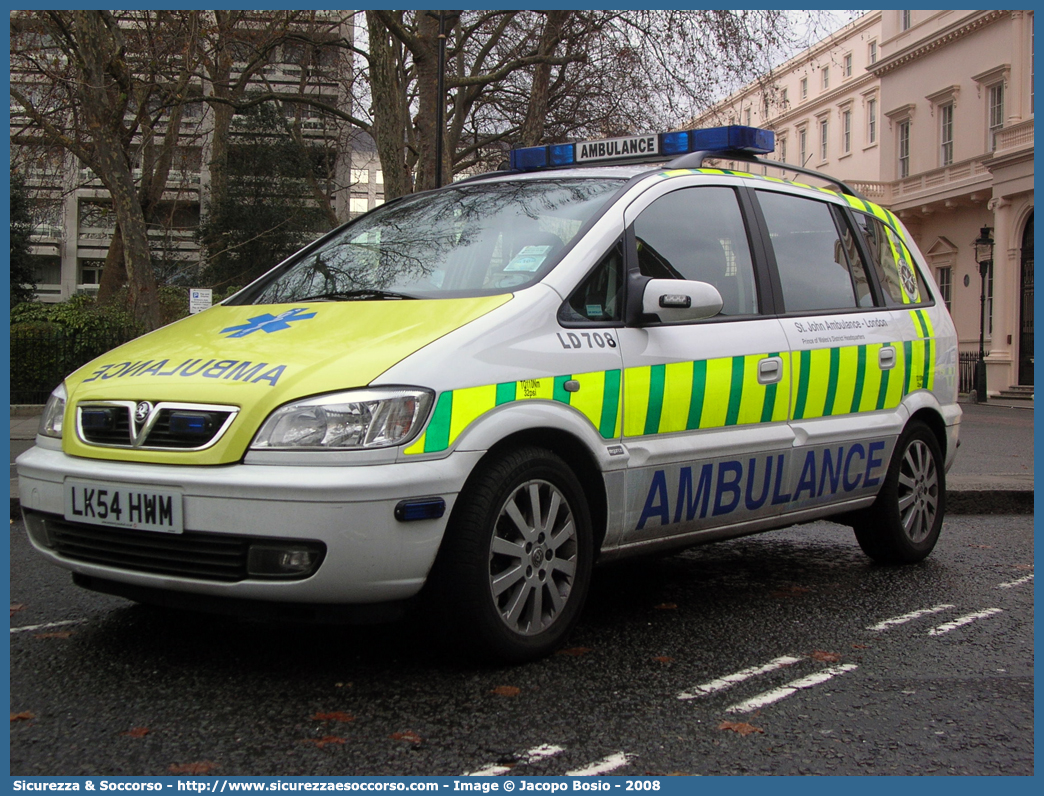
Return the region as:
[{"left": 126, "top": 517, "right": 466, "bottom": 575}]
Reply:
[
  {"left": 852, "top": 212, "right": 932, "bottom": 306},
  {"left": 631, "top": 186, "right": 758, "bottom": 316},
  {"left": 757, "top": 190, "right": 869, "bottom": 313}
]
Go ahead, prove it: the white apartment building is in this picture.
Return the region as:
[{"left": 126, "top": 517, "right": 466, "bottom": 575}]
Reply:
[
  {"left": 11, "top": 12, "right": 384, "bottom": 304},
  {"left": 695, "top": 10, "right": 1034, "bottom": 397}
]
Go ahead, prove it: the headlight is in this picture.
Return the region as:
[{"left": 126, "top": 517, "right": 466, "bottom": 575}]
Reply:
[
  {"left": 251, "top": 388, "right": 434, "bottom": 450},
  {"left": 39, "top": 383, "right": 67, "bottom": 439}
]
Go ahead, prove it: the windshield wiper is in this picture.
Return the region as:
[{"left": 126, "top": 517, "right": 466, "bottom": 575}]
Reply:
[{"left": 296, "top": 289, "right": 418, "bottom": 302}]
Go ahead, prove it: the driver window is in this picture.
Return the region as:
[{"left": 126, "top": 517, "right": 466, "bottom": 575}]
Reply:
[{"left": 632, "top": 187, "right": 759, "bottom": 316}]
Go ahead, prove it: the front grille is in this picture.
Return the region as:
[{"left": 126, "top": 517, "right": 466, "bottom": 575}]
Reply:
[
  {"left": 44, "top": 515, "right": 251, "bottom": 581},
  {"left": 77, "top": 401, "right": 237, "bottom": 450}
]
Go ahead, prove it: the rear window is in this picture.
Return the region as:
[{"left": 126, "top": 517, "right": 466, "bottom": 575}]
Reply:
[{"left": 852, "top": 212, "right": 932, "bottom": 306}]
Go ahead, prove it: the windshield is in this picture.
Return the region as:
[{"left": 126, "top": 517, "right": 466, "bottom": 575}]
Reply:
[{"left": 234, "top": 178, "right": 625, "bottom": 304}]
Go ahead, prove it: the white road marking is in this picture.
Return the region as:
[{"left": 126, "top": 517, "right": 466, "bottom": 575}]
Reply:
[
  {"left": 565, "top": 752, "right": 632, "bottom": 777},
  {"left": 725, "top": 664, "right": 859, "bottom": 714},
  {"left": 998, "top": 574, "right": 1033, "bottom": 589},
  {"left": 866, "top": 604, "right": 955, "bottom": 631},
  {"left": 927, "top": 608, "right": 1003, "bottom": 636},
  {"left": 463, "top": 744, "right": 564, "bottom": 776},
  {"left": 10, "top": 619, "right": 86, "bottom": 634},
  {"left": 677, "top": 655, "right": 803, "bottom": 700}
]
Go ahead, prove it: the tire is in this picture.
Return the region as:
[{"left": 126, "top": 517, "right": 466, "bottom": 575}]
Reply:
[
  {"left": 435, "top": 446, "right": 593, "bottom": 663},
  {"left": 853, "top": 421, "right": 945, "bottom": 564}
]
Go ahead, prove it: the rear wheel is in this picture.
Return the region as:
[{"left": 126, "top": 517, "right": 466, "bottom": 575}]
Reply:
[
  {"left": 853, "top": 421, "right": 945, "bottom": 563},
  {"left": 437, "top": 446, "right": 593, "bottom": 662}
]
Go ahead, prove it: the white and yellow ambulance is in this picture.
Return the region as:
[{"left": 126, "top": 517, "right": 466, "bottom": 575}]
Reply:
[{"left": 18, "top": 126, "right": 961, "bottom": 661}]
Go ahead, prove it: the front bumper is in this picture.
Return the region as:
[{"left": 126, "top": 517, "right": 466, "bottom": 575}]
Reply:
[{"left": 17, "top": 444, "right": 483, "bottom": 604}]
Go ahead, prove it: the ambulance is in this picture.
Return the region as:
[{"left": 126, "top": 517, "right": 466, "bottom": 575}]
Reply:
[{"left": 17, "top": 126, "right": 961, "bottom": 662}]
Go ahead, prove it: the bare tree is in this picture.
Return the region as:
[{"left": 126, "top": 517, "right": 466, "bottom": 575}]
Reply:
[
  {"left": 353, "top": 10, "right": 808, "bottom": 198},
  {"left": 9, "top": 11, "right": 205, "bottom": 328}
]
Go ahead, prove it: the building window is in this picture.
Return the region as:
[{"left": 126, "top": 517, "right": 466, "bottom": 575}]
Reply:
[
  {"left": 30, "top": 254, "right": 62, "bottom": 287},
  {"left": 779, "top": 136, "right": 787, "bottom": 163},
  {"left": 867, "top": 98, "right": 878, "bottom": 144},
  {"left": 901, "top": 11, "right": 912, "bottom": 31},
  {"left": 763, "top": 95, "right": 770, "bottom": 118},
  {"left": 349, "top": 197, "right": 368, "bottom": 214},
  {"left": 800, "top": 77, "right": 808, "bottom": 100},
  {"left": 745, "top": 107, "right": 752, "bottom": 126},
  {"left": 868, "top": 41, "right": 877, "bottom": 64},
  {"left": 79, "top": 258, "right": 105, "bottom": 286},
  {"left": 898, "top": 119, "right": 911, "bottom": 178},
  {"left": 819, "top": 118, "right": 828, "bottom": 161},
  {"left": 781, "top": 87, "right": 789, "bottom": 107},
  {"left": 842, "top": 109, "right": 852, "bottom": 154},
  {"left": 988, "top": 82, "right": 1005, "bottom": 151},
  {"left": 822, "top": 67, "right": 829, "bottom": 90},
  {"left": 78, "top": 200, "right": 114, "bottom": 231},
  {"left": 799, "top": 127, "right": 808, "bottom": 165},
  {"left": 936, "top": 266, "right": 952, "bottom": 313},
  {"left": 350, "top": 169, "right": 368, "bottom": 185},
  {"left": 940, "top": 102, "right": 954, "bottom": 166},
  {"left": 843, "top": 54, "right": 852, "bottom": 78}
]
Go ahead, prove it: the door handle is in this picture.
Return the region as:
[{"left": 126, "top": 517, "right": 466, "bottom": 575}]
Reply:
[
  {"left": 879, "top": 346, "right": 896, "bottom": 370},
  {"left": 758, "top": 356, "right": 783, "bottom": 385}
]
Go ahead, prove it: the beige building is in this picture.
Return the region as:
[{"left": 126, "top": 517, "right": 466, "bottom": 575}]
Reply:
[{"left": 696, "top": 10, "right": 1034, "bottom": 397}]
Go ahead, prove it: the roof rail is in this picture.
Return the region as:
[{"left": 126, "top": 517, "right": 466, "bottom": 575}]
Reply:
[{"left": 665, "top": 150, "right": 864, "bottom": 200}]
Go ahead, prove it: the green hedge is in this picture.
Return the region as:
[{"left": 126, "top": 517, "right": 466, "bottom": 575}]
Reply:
[{"left": 10, "top": 295, "right": 144, "bottom": 404}]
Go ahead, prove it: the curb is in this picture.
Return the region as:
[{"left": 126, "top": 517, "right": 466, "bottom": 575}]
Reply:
[
  {"left": 946, "top": 490, "right": 1034, "bottom": 515},
  {"left": 11, "top": 405, "right": 45, "bottom": 417}
]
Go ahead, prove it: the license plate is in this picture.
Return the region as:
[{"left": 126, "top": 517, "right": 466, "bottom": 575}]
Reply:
[{"left": 65, "top": 479, "right": 183, "bottom": 534}]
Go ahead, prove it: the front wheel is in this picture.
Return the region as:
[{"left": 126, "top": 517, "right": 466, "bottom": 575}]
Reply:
[
  {"left": 435, "top": 446, "right": 593, "bottom": 663},
  {"left": 853, "top": 421, "right": 945, "bottom": 564}
]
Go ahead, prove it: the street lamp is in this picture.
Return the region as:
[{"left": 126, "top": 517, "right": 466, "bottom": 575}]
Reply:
[
  {"left": 973, "top": 226, "right": 994, "bottom": 403},
  {"left": 428, "top": 10, "right": 460, "bottom": 189}
]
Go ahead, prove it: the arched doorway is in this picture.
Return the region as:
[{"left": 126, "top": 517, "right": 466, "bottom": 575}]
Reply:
[{"left": 1018, "top": 211, "right": 1034, "bottom": 385}]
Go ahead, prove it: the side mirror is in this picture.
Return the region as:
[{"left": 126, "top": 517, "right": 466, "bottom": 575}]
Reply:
[{"left": 641, "top": 279, "right": 723, "bottom": 324}]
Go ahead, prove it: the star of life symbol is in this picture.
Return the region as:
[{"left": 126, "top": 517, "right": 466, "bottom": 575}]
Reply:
[
  {"left": 898, "top": 259, "right": 919, "bottom": 300},
  {"left": 221, "top": 307, "right": 317, "bottom": 338}
]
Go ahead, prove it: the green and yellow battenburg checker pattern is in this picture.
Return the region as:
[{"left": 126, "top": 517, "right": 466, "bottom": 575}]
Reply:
[
  {"left": 406, "top": 310, "right": 935, "bottom": 456},
  {"left": 791, "top": 322, "right": 934, "bottom": 421},
  {"left": 405, "top": 369, "right": 622, "bottom": 455},
  {"left": 622, "top": 353, "right": 790, "bottom": 436}
]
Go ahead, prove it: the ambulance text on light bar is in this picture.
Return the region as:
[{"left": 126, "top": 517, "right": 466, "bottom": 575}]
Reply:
[{"left": 509, "top": 125, "right": 776, "bottom": 171}]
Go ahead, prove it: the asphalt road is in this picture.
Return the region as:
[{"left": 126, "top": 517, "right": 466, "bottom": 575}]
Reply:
[{"left": 10, "top": 514, "right": 1033, "bottom": 777}]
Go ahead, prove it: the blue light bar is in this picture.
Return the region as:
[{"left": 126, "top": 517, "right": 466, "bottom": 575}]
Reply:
[
  {"left": 549, "top": 143, "right": 575, "bottom": 166},
  {"left": 690, "top": 125, "right": 774, "bottom": 154},
  {"left": 508, "top": 125, "right": 775, "bottom": 172},
  {"left": 660, "top": 131, "right": 692, "bottom": 156},
  {"left": 510, "top": 146, "right": 548, "bottom": 170}
]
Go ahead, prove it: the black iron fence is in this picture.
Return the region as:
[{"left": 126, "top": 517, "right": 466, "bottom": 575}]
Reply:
[
  {"left": 959, "top": 350, "right": 985, "bottom": 395},
  {"left": 10, "top": 326, "right": 134, "bottom": 404}
]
